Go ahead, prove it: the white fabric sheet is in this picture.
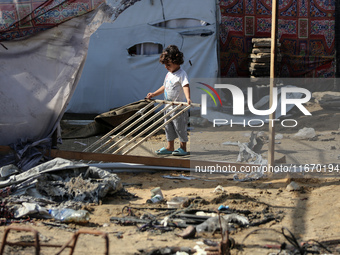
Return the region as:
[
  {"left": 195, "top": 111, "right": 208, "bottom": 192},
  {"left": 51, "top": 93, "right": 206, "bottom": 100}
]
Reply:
[
  {"left": 67, "top": 0, "right": 219, "bottom": 113},
  {"left": 0, "top": 5, "right": 112, "bottom": 145}
]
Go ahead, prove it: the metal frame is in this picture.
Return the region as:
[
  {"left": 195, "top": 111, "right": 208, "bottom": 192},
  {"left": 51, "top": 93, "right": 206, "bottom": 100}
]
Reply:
[
  {"left": 0, "top": 226, "right": 109, "bottom": 255},
  {"left": 83, "top": 99, "right": 200, "bottom": 156}
]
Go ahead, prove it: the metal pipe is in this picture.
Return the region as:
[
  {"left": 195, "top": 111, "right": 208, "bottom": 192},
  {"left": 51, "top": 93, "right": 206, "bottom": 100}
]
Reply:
[
  {"left": 153, "top": 99, "right": 200, "bottom": 108},
  {"left": 103, "top": 103, "right": 174, "bottom": 154},
  {"left": 91, "top": 103, "right": 163, "bottom": 153},
  {"left": 123, "top": 105, "right": 191, "bottom": 155},
  {"left": 83, "top": 99, "right": 200, "bottom": 157},
  {"left": 112, "top": 104, "right": 183, "bottom": 154},
  {"left": 0, "top": 226, "right": 40, "bottom": 255}
]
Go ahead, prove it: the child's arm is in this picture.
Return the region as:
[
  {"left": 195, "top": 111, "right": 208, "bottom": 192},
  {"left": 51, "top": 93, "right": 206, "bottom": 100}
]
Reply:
[
  {"left": 146, "top": 86, "right": 165, "bottom": 99},
  {"left": 183, "top": 84, "right": 191, "bottom": 104}
]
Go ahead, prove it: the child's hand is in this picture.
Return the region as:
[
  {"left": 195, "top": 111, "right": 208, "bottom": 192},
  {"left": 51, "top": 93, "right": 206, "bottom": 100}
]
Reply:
[{"left": 146, "top": 92, "right": 154, "bottom": 99}]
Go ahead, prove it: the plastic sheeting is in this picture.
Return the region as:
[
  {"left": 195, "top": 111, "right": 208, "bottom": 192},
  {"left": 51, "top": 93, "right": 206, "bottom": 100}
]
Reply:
[
  {"left": 0, "top": 158, "right": 122, "bottom": 216},
  {"left": 0, "top": 6, "right": 111, "bottom": 146},
  {"left": 0, "top": 1, "right": 142, "bottom": 146},
  {"left": 67, "top": 0, "right": 219, "bottom": 114}
]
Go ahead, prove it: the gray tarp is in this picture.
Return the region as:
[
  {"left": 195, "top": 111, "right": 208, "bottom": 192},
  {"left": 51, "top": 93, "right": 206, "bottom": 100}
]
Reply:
[
  {"left": 0, "top": 0, "right": 142, "bottom": 146},
  {"left": 0, "top": 5, "right": 112, "bottom": 146},
  {"left": 1, "top": 158, "right": 122, "bottom": 205}
]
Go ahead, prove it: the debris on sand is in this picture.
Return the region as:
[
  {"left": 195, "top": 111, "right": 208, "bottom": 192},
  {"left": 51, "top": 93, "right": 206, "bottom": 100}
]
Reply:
[
  {"left": 0, "top": 158, "right": 122, "bottom": 219},
  {"left": 292, "top": 127, "right": 316, "bottom": 140},
  {"left": 286, "top": 181, "right": 301, "bottom": 191}
]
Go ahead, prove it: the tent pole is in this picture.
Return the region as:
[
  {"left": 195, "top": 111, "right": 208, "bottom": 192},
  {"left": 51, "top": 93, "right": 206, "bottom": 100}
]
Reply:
[{"left": 268, "top": 0, "right": 278, "bottom": 170}]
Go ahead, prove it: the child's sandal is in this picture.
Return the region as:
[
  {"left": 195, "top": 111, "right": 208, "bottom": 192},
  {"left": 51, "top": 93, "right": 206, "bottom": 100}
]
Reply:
[
  {"left": 172, "top": 148, "right": 188, "bottom": 156},
  {"left": 155, "top": 147, "right": 173, "bottom": 155}
]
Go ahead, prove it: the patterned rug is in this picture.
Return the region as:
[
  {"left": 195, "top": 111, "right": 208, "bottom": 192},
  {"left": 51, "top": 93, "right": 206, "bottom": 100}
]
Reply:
[{"left": 219, "top": 0, "right": 335, "bottom": 77}]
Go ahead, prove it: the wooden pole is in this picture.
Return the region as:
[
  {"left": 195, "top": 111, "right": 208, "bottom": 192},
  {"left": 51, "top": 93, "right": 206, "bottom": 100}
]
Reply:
[{"left": 268, "top": 0, "right": 278, "bottom": 170}]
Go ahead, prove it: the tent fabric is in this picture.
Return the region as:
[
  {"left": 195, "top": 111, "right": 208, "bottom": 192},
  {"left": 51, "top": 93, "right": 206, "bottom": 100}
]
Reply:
[
  {"left": 66, "top": 0, "right": 219, "bottom": 114},
  {"left": 0, "top": 0, "right": 105, "bottom": 42},
  {"left": 0, "top": 4, "right": 112, "bottom": 146},
  {"left": 219, "top": 0, "right": 335, "bottom": 78},
  {"left": 0, "top": 1, "right": 141, "bottom": 146}
]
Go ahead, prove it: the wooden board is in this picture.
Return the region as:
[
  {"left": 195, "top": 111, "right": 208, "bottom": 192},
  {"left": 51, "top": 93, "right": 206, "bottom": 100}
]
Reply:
[{"left": 0, "top": 146, "right": 260, "bottom": 172}]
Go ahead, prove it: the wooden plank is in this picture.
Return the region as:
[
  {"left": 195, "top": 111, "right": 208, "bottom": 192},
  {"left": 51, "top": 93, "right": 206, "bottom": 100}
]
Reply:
[
  {"left": 252, "top": 38, "right": 272, "bottom": 43},
  {"left": 250, "top": 53, "right": 271, "bottom": 58},
  {"left": 49, "top": 149, "right": 256, "bottom": 171},
  {"left": 50, "top": 149, "right": 191, "bottom": 168},
  {"left": 252, "top": 38, "right": 281, "bottom": 47},
  {"left": 251, "top": 59, "right": 270, "bottom": 63},
  {"left": 249, "top": 68, "right": 270, "bottom": 74},
  {"left": 0, "top": 146, "right": 259, "bottom": 172},
  {"left": 250, "top": 62, "right": 269, "bottom": 68},
  {"left": 252, "top": 48, "right": 271, "bottom": 54},
  {"left": 252, "top": 42, "right": 271, "bottom": 48}
]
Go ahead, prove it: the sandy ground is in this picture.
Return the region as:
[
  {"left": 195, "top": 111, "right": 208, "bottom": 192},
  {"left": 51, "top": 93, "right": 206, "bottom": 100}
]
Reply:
[{"left": 1, "top": 100, "right": 340, "bottom": 255}]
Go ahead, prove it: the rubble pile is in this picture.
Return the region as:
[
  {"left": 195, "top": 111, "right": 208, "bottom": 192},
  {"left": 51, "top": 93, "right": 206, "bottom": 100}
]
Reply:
[{"left": 0, "top": 158, "right": 122, "bottom": 219}]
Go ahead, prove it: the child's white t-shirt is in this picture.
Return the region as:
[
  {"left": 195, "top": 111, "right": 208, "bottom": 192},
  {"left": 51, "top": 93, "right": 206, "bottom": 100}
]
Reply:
[{"left": 163, "top": 67, "right": 189, "bottom": 105}]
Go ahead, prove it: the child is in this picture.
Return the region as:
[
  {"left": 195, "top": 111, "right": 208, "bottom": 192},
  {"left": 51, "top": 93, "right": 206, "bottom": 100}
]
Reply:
[{"left": 146, "top": 45, "right": 191, "bottom": 156}]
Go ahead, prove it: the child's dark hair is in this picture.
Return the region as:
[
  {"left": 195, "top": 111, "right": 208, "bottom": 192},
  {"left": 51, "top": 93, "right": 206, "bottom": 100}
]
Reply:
[{"left": 159, "top": 45, "right": 184, "bottom": 65}]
